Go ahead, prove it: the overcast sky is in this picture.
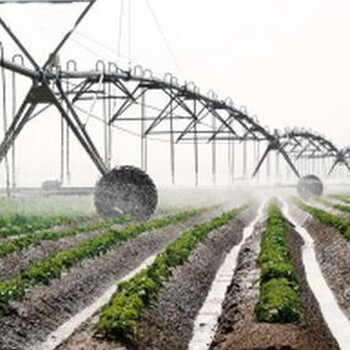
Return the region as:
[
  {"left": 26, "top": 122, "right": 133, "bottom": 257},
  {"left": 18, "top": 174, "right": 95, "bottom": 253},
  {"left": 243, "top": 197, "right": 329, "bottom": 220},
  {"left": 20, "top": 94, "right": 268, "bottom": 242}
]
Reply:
[{"left": 0, "top": 0, "right": 349, "bottom": 185}]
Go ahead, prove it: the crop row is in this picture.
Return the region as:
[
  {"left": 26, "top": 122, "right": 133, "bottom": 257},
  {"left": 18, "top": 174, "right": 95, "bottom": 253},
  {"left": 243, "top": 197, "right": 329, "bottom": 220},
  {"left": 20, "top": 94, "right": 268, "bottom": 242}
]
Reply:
[
  {"left": 0, "top": 208, "right": 206, "bottom": 307},
  {"left": 0, "top": 213, "right": 89, "bottom": 238},
  {"left": 95, "top": 204, "right": 248, "bottom": 343},
  {"left": 317, "top": 197, "right": 350, "bottom": 214},
  {"left": 295, "top": 198, "right": 350, "bottom": 241},
  {"left": 0, "top": 214, "right": 132, "bottom": 259},
  {"left": 329, "top": 194, "right": 350, "bottom": 205},
  {"left": 254, "top": 201, "right": 302, "bottom": 323}
]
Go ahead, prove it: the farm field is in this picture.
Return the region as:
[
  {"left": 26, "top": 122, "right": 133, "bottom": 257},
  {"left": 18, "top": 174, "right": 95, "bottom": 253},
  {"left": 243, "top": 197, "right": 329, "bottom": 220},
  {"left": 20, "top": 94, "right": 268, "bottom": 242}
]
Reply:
[
  {"left": 1, "top": 0, "right": 350, "bottom": 349},
  {"left": 0, "top": 187, "right": 349, "bottom": 350}
]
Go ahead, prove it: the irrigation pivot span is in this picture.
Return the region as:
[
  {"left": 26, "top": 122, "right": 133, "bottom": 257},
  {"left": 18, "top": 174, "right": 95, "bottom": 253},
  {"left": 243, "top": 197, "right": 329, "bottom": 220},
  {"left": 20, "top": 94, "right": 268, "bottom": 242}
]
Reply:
[{"left": 0, "top": 0, "right": 349, "bottom": 214}]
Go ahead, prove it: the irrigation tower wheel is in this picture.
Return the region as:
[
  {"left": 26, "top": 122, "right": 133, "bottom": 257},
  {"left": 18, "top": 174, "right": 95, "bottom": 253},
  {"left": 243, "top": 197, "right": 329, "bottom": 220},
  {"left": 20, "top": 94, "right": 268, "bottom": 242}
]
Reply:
[{"left": 94, "top": 166, "right": 158, "bottom": 221}]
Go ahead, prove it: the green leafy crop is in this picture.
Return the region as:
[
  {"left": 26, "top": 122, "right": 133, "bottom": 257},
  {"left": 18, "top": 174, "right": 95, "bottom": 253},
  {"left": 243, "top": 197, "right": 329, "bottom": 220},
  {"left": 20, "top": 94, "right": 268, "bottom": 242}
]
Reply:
[
  {"left": 295, "top": 198, "right": 350, "bottom": 241},
  {"left": 95, "top": 204, "right": 248, "bottom": 342},
  {"left": 0, "top": 208, "right": 205, "bottom": 307},
  {"left": 254, "top": 201, "right": 302, "bottom": 323},
  {"left": 0, "top": 215, "right": 132, "bottom": 259},
  {"left": 316, "top": 196, "right": 350, "bottom": 214},
  {"left": 0, "top": 213, "right": 88, "bottom": 238}
]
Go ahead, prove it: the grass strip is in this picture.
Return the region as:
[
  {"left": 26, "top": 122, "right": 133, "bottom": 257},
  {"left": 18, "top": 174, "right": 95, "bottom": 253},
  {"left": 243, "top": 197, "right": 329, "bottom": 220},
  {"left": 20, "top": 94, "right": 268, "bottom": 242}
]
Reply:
[
  {"left": 0, "top": 208, "right": 206, "bottom": 306},
  {"left": 295, "top": 198, "right": 350, "bottom": 240},
  {"left": 0, "top": 215, "right": 133, "bottom": 259},
  {"left": 254, "top": 201, "right": 302, "bottom": 323},
  {"left": 95, "top": 204, "right": 248, "bottom": 342},
  {"left": 0, "top": 213, "right": 89, "bottom": 238}
]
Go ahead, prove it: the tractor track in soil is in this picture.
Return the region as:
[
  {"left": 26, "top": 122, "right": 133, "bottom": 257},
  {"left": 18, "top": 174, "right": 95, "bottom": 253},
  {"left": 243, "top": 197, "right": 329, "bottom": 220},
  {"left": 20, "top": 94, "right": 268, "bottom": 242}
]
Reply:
[
  {"left": 0, "top": 207, "right": 224, "bottom": 350},
  {"left": 210, "top": 205, "right": 339, "bottom": 350},
  {"left": 54, "top": 206, "right": 256, "bottom": 350}
]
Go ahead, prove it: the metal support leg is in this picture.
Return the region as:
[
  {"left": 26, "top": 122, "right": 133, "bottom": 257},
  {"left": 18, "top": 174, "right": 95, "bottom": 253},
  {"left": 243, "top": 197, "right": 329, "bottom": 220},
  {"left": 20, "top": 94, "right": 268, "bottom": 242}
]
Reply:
[
  {"left": 103, "top": 82, "right": 108, "bottom": 167},
  {"left": 328, "top": 160, "right": 339, "bottom": 176},
  {"left": 252, "top": 141, "right": 300, "bottom": 180},
  {"left": 141, "top": 92, "right": 148, "bottom": 172},
  {"left": 279, "top": 148, "right": 300, "bottom": 178},
  {"left": 11, "top": 66, "right": 18, "bottom": 189},
  {"left": 211, "top": 115, "right": 216, "bottom": 184},
  {"left": 275, "top": 151, "right": 280, "bottom": 183},
  {"left": 256, "top": 141, "right": 260, "bottom": 183},
  {"left": 252, "top": 143, "right": 273, "bottom": 179},
  {"left": 169, "top": 96, "right": 175, "bottom": 184},
  {"left": 107, "top": 82, "right": 112, "bottom": 170},
  {"left": 231, "top": 140, "right": 235, "bottom": 184},
  {"left": 228, "top": 139, "right": 231, "bottom": 184},
  {"left": 243, "top": 141, "right": 247, "bottom": 181},
  {"left": 108, "top": 84, "right": 113, "bottom": 170},
  {"left": 52, "top": 82, "right": 108, "bottom": 175},
  {"left": 66, "top": 120, "right": 71, "bottom": 183},
  {"left": 194, "top": 101, "right": 199, "bottom": 187},
  {"left": 60, "top": 114, "right": 65, "bottom": 184},
  {"left": 0, "top": 92, "right": 36, "bottom": 165},
  {"left": 1, "top": 64, "right": 10, "bottom": 196}
]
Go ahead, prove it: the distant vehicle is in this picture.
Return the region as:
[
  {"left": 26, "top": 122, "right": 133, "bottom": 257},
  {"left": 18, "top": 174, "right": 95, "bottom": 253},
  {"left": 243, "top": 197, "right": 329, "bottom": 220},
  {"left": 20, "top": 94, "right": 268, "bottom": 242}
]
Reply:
[{"left": 41, "top": 180, "right": 62, "bottom": 191}]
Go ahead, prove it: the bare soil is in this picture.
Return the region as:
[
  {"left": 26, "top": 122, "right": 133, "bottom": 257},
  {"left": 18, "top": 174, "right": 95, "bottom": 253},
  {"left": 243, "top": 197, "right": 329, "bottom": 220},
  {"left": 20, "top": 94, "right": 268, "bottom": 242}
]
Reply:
[
  {"left": 0, "top": 221, "right": 129, "bottom": 280},
  {"left": 210, "top": 216, "right": 339, "bottom": 350},
  {"left": 291, "top": 204, "right": 350, "bottom": 321},
  {"left": 0, "top": 215, "right": 97, "bottom": 243},
  {"left": 56, "top": 207, "right": 255, "bottom": 350},
  {"left": 0, "top": 209, "right": 219, "bottom": 350}
]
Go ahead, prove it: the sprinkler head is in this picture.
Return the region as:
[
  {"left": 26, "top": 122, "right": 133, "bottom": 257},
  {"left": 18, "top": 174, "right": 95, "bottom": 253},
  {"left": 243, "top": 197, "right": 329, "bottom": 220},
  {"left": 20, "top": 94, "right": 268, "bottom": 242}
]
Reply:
[
  {"left": 94, "top": 166, "right": 158, "bottom": 221},
  {"left": 297, "top": 174, "right": 324, "bottom": 200}
]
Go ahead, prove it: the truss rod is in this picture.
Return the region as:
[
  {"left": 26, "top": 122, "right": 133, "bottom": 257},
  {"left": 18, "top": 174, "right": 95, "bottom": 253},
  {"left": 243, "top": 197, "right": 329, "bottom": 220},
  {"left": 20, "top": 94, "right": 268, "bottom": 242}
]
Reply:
[{"left": 54, "top": 81, "right": 108, "bottom": 174}]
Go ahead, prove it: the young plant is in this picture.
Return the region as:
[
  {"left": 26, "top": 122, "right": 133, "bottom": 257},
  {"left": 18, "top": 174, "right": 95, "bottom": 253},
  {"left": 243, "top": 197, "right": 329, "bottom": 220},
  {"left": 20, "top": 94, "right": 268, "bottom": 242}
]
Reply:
[
  {"left": 95, "top": 204, "right": 248, "bottom": 342},
  {"left": 0, "top": 213, "right": 88, "bottom": 238},
  {"left": 0, "top": 208, "right": 205, "bottom": 306},
  {"left": 0, "top": 215, "right": 132, "bottom": 259},
  {"left": 295, "top": 198, "right": 350, "bottom": 241},
  {"left": 254, "top": 201, "right": 302, "bottom": 323}
]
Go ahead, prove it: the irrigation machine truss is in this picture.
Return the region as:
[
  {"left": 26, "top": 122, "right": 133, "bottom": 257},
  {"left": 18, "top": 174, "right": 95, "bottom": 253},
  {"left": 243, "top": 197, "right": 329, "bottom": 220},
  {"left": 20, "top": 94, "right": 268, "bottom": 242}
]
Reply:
[{"left": 0, "top": 0, "right": 349, "bottom": 216}]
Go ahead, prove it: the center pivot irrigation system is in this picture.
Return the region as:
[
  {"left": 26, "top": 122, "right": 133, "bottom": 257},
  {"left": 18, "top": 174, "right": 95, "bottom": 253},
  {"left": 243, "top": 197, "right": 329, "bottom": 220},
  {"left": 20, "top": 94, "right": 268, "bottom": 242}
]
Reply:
[{"left": 0, "top": 0, "right": 349, "bottom": 218}]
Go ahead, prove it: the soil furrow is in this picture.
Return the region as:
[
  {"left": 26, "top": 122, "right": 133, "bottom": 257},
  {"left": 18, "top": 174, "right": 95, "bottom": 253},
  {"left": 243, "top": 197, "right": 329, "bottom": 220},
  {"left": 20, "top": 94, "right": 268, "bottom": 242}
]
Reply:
[
  {"left": 0, "top": 222, "right": 129, "bottom": 280},
  {"left": 55, "top": 208, "right": 255, "bottom": 350},
  {"left": 290, "top": 203, "right": 350, "bottom": 321},
  {"left": 0, "top": 209, "right": 220, "bottom": 350},
  {"left": 210, "top": 213, "right": 339, "bottom": 350}
]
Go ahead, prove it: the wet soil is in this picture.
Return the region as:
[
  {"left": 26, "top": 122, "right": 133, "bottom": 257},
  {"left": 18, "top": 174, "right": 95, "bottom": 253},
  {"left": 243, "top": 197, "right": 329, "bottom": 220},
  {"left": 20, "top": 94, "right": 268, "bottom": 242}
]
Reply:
[
  {"left": 311, "top": 199, "right": 350, "bottom": 221},
  {"left": 56, "top": 207, "right": 256, "bottom": 350},
  {"left": 0, "top": 221, "right": 129, "bottom": 280},
  {"left": 0, "top": 210, "right": 219, "bottom": 350},
  {"left": 210, "top": 216, "right": 339, "bottom": 350},
  {"left": 291, "top": 204, "right": 350, "bottom": 321},
  {"left": 0, "top": 216, "right": 97, "bottom": 243},
  {"left": 136, "top": 216, "right": 247, "bottom": 349}
]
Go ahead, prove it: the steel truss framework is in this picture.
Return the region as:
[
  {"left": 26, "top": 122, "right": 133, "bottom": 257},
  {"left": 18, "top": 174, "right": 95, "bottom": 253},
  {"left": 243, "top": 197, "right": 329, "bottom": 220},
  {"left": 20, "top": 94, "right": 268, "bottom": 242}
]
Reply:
[
  {"left": 1, "top": 54, "right": 349, "bottom": 184},
  {"left": 0, "top": 0, "right": 349, "bottom": 187},
  {"left": 252, "top": 129, "right": 350, "bottom": 179},
  {"left": 341, "top": 147, "right": 350, "bottom": 162},
  {"left": 0, "top": 54, "right": 300, "bottom": 181},
  {"left": 278, "top": 131, "right": 350, "bottom": 176}
]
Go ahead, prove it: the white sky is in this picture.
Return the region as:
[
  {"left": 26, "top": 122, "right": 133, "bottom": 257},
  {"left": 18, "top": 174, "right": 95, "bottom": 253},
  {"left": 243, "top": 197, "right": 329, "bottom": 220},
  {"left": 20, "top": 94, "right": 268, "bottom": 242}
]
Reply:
[{"left": 0, "top": 0, "right": 349, "bottom": 186}]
